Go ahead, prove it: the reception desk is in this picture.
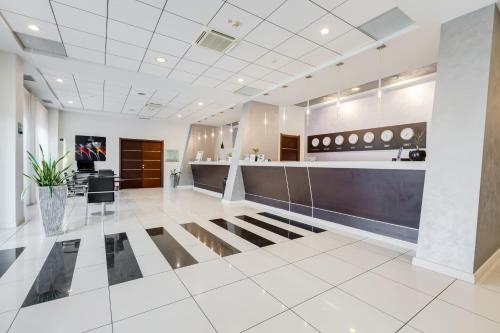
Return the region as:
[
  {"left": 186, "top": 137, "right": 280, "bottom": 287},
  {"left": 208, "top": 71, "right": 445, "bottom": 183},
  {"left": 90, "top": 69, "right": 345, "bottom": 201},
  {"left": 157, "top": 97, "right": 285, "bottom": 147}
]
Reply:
[
  {"left": 189, "top": 161, "right": 230, "bottom": 194},
  {"left": 239, "top": 161, "right": 426, "bottom": 243}
]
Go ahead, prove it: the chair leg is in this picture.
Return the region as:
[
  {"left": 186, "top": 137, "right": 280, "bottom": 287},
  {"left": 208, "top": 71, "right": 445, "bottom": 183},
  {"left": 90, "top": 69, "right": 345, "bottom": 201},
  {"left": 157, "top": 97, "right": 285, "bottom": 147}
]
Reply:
[
  {"left": 101, "top": 202, "right": 105, "bottom": 216},
  {"left": 85, "top": 196, "right": 89, "bottom": 225}
]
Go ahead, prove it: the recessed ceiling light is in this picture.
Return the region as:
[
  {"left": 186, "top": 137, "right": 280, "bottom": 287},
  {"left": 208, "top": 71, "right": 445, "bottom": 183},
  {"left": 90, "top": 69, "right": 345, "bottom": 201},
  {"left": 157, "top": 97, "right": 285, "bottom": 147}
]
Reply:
[
  {"left": 263, "top": 93, "right": 269, "bottom": 96},
  {"left": 320, "top": 27, "right": 329, "bottom": 35},
  {"left": 56, "top": 78, "right": 63, "bottom": 83},
  {"left": 282, "top": 85, "right": 288, "bottom": 88},
  {"left": 336, "top": 62, "right": 344, "bottom": 67},
  {"left": 28, "top": 24, "right": 40, "bottom": 32},
  {"left": 137, "top": 92, "right": 146, "bottom": 95},
  {"left": 68, "top": 101, "right": 74, "bottom": 104},
  {"left": 198, "top": 101, "right": 204, "bottom": 106},
  {"left": 155, "top": 57, "right": 166, "bottom": 63},
  {"left": 351, "top": 87, "right": 360, "bottom": 92},
  {"left": 305, "top": 75, "right": 312, "bottom": 79},
  {"left": 177, "top": 114, "right": 182, "bottom": 118},
  {"left": 237, "top": 78, "right": 244, "bottom": 83}
]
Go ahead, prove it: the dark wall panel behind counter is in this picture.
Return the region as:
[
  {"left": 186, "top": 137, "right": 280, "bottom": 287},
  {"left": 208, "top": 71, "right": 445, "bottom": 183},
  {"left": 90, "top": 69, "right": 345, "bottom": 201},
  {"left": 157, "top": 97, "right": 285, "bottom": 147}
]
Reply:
[
  {"left": 285, "top": 167, "right": 313, "bottom": 216},
  {"left": 308, "top": 168, "right": 425, "bottom": 229},
  {"left": 191, "top": 165, "right": 229, "bottom": 193},
  {"left": 241, "top": 166, "right": 289, "bottom": 202}
]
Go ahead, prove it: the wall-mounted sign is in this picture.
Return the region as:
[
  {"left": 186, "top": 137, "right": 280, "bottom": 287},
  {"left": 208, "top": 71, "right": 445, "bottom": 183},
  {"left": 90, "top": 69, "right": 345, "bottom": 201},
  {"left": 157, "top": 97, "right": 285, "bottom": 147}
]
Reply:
[{"left": 307, "top": 122, "right": 427, "bottom": 153}]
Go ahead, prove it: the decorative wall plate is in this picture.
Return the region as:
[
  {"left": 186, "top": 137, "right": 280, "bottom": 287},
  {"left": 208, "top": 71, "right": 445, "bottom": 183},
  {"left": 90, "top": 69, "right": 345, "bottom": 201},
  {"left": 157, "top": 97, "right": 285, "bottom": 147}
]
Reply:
[
  {"left": 322, "top": 137, "right": 331, "bottom": 146},
  {"left": 312, "top": 137, "right": 320, "bottom": 147},
  {"left": 348, "top": 133, "right": 359, "bottom": 145},
  {"left": 400, "top": 127, "right": 415, "bottom": 141},
  {"left": 381, "top": 129, "right": 394, "bottom": 142},
  {"left": 363, "top": 131, "right": 375, "bottom": 143},
  {"left": 334, "top": 135, "right": 344, "bottom": 146}
]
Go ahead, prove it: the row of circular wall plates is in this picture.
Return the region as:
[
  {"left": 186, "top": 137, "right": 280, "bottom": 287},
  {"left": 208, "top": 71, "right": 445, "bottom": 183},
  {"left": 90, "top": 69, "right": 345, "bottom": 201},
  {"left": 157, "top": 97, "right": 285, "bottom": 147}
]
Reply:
[{"left": 311, "top": 127, "right": 415, "bottom": 147}]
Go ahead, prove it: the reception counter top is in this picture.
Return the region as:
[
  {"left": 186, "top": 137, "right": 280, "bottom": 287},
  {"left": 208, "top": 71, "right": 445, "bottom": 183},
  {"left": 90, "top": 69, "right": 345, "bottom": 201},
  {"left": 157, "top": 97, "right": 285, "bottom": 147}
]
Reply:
[
  {"left": 238, "top": 160, "right": 426, "bottom": 170},
  {"left": 239, "top": 161, "right": 426, "bottom": 243}
]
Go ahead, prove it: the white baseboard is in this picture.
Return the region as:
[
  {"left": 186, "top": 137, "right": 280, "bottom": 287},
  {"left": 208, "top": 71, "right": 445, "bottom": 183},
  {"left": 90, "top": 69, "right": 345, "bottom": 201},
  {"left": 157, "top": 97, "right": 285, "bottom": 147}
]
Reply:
[
  {"left": 243, "top": 200, "right": 416, "bottom": 250},
  {"left": 221, "top": 199, "right": 246, "bottom": 205},
  {"left": 193, "top": 186, "right": 222, "bottom": 198},
  {"left": 176, "top": 185, "right": 193, "bottom": 190},
  {"left": 413, "top": 247, "right": 500, "bottom": 283}
]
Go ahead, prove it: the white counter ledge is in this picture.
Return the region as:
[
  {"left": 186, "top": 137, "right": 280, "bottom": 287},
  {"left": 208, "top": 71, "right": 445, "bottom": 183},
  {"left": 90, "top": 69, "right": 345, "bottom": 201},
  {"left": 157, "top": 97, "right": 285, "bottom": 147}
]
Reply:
[
  {"left": 189, "top": 161, "right": 230, "bottom": 165},
  {"left": 238, "top": 160, "right": 426, "bottom": 170}
]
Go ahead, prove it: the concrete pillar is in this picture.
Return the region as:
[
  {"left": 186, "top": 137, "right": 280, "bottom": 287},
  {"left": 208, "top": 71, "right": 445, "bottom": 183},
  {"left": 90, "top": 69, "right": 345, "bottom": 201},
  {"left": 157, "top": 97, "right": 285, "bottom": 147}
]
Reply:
[
  {"left": 0, "top": 52, "right": 25, "bottom": 227},
  {"left": 414, "top": 4, "right": 500, "bottom": 282}
]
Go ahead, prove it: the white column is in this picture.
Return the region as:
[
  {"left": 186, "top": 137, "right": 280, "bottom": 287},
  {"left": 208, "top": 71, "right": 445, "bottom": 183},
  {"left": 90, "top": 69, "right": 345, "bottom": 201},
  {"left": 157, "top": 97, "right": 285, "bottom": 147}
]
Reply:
[
  {"left": 414, "top": 4, "right": 500, "bottom": 282},
  {"left": 0, "top": 52, "right": 25, "bottom": 227}
]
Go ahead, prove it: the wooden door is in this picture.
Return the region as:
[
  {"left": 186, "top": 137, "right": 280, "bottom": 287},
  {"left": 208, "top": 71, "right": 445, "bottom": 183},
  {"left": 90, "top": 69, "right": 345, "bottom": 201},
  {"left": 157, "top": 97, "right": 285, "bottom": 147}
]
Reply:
[
  {"left": 120, "top": 139, "right": 163, "bottom": 189},
  {"left": 280, "top": 134, "right": 300, "bottom": 161}
]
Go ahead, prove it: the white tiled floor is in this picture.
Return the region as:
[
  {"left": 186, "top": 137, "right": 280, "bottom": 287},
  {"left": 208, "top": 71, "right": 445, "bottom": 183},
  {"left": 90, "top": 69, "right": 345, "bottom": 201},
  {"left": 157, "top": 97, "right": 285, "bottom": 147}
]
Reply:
[{"left": 0, "top": 187, "right": 499, "bottom": 332}]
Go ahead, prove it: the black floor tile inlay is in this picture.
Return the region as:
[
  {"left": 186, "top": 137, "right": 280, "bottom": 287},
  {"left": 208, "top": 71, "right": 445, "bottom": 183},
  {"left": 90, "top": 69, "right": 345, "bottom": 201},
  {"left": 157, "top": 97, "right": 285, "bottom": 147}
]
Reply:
[
  {"left": 0, "top": 247, "right": 25, "bottom": 279},
  {"left": 105, "top": 233, "right": 143, "bottom": 286},
  {"left": 236, "top": 215, "right": 303, "bottom": 240},
  {"left": 209, "top": 218, "right": 275, "bottom": 248},
  {"left": 258, "top": 212, "right": 326, "bottom": 233},
  {"left": 146, "top": 227, "right": 198, "bottom": 269},
  {"left": 22, "top": 240, "right": 80, "bottom": 307},
  {"left": 180, "top": 223, "right": 241, "bottom": 257}
]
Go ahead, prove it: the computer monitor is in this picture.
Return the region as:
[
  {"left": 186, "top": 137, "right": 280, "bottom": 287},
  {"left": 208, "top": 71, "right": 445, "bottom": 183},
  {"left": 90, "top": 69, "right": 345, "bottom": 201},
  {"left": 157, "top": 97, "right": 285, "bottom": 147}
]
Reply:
[{"left": 77, "top": 160, "right": 95, "bottom": 172}]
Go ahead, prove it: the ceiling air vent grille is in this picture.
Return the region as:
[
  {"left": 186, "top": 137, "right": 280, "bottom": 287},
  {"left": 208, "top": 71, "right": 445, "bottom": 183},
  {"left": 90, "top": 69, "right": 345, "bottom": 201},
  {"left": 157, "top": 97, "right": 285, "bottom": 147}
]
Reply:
[
  {"left": 23, "top": 74, "right": 35, "bottom": 82},
  {"left": 234, "top": 86, "right": 263, "bottom": 97},
  {"left": 195, "top": 29, "right": 238, "bottom": 53}
]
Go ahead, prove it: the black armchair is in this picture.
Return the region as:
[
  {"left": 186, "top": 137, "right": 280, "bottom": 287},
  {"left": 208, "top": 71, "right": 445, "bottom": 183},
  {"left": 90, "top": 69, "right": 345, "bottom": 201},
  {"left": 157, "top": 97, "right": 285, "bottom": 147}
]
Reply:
[{"left": 86, "top": 176, "right": 117, "bottom": 222}]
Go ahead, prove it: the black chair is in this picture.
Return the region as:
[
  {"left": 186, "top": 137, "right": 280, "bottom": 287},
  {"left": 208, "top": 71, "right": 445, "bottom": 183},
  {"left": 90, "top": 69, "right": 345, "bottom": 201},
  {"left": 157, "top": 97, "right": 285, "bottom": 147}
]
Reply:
[
  {"left": 98, "top": 169, "right": 114, "bottom": 176},
  {"left": 86, "top": 176, "right": 117, "bottom": 223}
]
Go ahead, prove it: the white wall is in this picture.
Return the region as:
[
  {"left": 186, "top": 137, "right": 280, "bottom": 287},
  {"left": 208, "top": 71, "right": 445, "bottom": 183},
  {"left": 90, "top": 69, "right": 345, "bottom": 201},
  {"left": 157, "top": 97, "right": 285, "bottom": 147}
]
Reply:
[
  {"left": 305, "top": 80, "right": 435, "bottom": 161},
  {"left": 59, "top": 111, "right": 190, "bottom": 181}
]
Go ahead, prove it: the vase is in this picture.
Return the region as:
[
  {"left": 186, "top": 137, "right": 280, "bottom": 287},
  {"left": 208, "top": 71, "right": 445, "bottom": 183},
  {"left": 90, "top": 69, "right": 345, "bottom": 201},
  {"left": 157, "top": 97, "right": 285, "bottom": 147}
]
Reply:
[
  {"left": 170, "top": 174, "right": 180, "bottom": 188},
  {"left": 38, "top": 185, "right": 67, "bottom": 236},
  {"left": 409, "top": 149, "right": 426, "bottom": 161}
]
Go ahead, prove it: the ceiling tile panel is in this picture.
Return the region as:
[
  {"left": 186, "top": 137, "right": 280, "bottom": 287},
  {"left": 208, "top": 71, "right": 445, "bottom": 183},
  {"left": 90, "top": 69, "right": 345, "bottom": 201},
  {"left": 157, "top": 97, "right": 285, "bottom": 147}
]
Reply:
[
  {"left": 299, "top": 13, "right": 352, "bottom": 44},
  {"left": 1, "top": 0, "right": 55, "bottom": 22},
  {"left": 194, "top": 76, "right": 222, "bottom": 88},
  {"left": 2, "top": 12, "right": 61, "bottom": 41},
  {"left": 310, "top": 0, "right": 345, "bottom": 11},
  {"left": 60, "top": 27, "right": 105, "bottom": 51},
  {"left": 165, "top": 0, "right": 224, "bottom": 25},
  {"left": 184, "top": 46, "right": 223, "bottom": 65},
  {"left": 244, "top": 21, "right": 293, "bottom": 49},
  {"left": 300, "top": 46, "right": 339, "bottom": 66},
  {"left": 138, "top": 0, "right": 167, "bottom": 9},
  {"left": 139, "top": 62, "right": 172, "bottom": 77},
  {"left": 238, "top": 63, "right": 273, "bottom": 78},
  {"left": 228, "top": 0, "right": 284, "bottom": 18},
  {"left": 249, "top": 79, "right": 275, "bottom": 90},
  {"left": 108, "top": 0, "right": 161, "bottom": 31},
  {"left": 149, "top": 33, "right": 190, "bottom": 57},
  {"left": 274, "top": 35, "right": 317, "bottom": 58},
  {"left": 65, "top": 44, "right": 105, "bottom": 64},
  {"left": 279, "top": 60, "right": 313, "bottom": 75},
  {"left": 52, "top": 2, "right": 106, "bottom": 36},
  {"left": 143, "top": 49, "right": 180, "bottom": 67},
  {"left": 213, "top": 55, "right": 248, "bottom": 72},
  {"left": 156, "top": 12, "right": 204, "bottom": 43},
  {"left": 107, "top": 20, "right": 153, "bottom": 47},
  {"left": 168, "top": 70, "right": 198, "bottom": 83},
  {"left": 106, "top": 54, "right": 141, "bottom": 71},
  {"left": 106, "top": 39, "right": 146, "bottom": 60},
  {"left": 209, "top": 3, "right": 262, "bottom": 38},
  {"left": 325, "top": 29, "right": 374, "bottom": 55},
  {"left": 204, "top": 67, "right": 234, "bottom": 81},
  {"left": 262, "top": 70, "right": 292, "bottom": 83},
  {"left": 175, "top": 59, "right": 209, "bottom": 75},
  {"left": 332, "top": 0, "right": 397, "bottom": 27},
  {"left": 53, "top": 0, "right": 108, "bottom": 16},
  {"left": 227, "top": 40, "right": 267, "bottom": 62},
  {"left": 267, "top": 0, "right": 326, "bottom": 33},
  {"left": 254, "top": 51, "right": 293, "bottom": 69}
]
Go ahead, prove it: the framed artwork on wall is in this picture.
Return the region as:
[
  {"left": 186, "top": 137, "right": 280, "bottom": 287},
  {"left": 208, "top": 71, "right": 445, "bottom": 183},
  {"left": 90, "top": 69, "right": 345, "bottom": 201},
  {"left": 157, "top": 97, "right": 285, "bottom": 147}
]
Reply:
[
  {"left": 165, "top": 149, "right": 179, "bottom": 162},
  {"left": 75, "top": 135, "right": 106, "bottom": 161}
]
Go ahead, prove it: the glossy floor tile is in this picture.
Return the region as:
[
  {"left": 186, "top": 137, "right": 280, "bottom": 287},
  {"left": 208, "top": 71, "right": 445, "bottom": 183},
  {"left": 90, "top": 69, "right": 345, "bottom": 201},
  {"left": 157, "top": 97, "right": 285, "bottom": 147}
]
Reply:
[
  {"left": 236, "top": 215, "right": 303, "bottom": 240},
  {"left": 258, "top": 212, "right": 326, "bottom": 233},
  {"left": 0, "top": 247, "right": 25, "bottom": 279},
  {"left": 105, "top": 232, "right": 143, "bottom": 286},
  {"left": 294, "top": 253, "right": 365, "bottom": 285},
  {"left": 264, "top": 240, "right": 320, "bottom": 263},
  {"left": 22, "top": 239, "right": 80, "bottom": 307},
  {"left": 224, "top": 248, "right": 288, "bottom": 276},
  {"left": 209, "top": 218, "right": 275, "bottom": 247},
  {"left": 245, "top": 310, "right": 319, "bottom": 333},
  {"left": 180, "top": 222, "right": 241, "bottom": 257},
  {"left": 146, "top": 227, "right": 198, "bottom": 269}
]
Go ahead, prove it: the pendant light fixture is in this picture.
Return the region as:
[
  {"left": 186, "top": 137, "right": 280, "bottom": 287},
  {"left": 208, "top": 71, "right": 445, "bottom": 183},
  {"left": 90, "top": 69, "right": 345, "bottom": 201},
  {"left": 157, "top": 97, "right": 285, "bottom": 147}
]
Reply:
[
  {"left": 376, "top": 44, "right": 386, "bottom": 110},
  {"left": 204, "top": 129, "right": 207, "bottom": 142},
  {"left": 264, "top": 111, "right": 268, "bottom": 126},
  {"left": 282, "top": 105, "right": 287, "bottom": 121},
  {"left": 211, "top": 128, "right": 215, "bottom": 138},
  {"left": 306, "top": 99, "right": 310, "bottom": 127},
  {"left": 337, "top": 91, "right": 342, "bottom": 119},
  {"left": 220, "top": 126, "right": 223, "bottom": 136}
]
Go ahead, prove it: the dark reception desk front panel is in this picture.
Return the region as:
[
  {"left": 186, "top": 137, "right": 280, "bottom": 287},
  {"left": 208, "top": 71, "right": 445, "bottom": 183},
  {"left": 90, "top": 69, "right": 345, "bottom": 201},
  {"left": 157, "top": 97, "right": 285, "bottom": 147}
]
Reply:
[
  {"left": 240, "top": 162, "right": 425, "bottom": 243},
  {"left": 190, "top": 163, "right": 230, "bottom": 194}
]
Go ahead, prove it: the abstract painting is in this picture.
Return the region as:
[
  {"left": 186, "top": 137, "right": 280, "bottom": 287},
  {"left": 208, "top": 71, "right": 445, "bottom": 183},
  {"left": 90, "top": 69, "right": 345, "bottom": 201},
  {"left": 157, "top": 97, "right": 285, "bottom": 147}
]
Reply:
[{"left": 75, "top": 135, "right": 106, "bottom": 161}]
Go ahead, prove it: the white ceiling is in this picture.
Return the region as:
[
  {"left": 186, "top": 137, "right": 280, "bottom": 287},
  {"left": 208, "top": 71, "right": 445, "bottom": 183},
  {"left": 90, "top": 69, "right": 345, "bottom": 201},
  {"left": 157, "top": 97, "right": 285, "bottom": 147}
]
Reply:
[{"left": 0, "top": 0, "right": 497, "bottom": 124}]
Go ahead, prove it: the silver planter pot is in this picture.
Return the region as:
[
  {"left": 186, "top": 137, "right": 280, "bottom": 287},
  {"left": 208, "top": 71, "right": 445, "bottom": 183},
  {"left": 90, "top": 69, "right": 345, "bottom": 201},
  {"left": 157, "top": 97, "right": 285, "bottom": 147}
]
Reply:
[{"left": 38, "top": 185, "right": 67, "bottom": 236}]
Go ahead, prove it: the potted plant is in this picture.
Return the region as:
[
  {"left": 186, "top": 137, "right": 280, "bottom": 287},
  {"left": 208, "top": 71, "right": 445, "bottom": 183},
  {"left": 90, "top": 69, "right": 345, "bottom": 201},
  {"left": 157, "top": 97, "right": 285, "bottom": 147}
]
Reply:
[
  {"left": 409, "top": 130, "right": 427, "bottom": 161},
  {"left": 24, "top": 145, "right": 71, "bottom": 236},
  {"left": 169, "top": 169, "right": 181, "bottom": 188},
  {"left": 251, "top": 147, "right": 259, "bottom": 162}
]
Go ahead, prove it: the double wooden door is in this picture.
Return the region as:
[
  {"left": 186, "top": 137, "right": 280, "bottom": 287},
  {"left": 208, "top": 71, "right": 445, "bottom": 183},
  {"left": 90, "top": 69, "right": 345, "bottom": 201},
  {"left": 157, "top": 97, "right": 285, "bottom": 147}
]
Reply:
[{"left": 120, "top": 139, "right": 163, "bottom": 189}]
